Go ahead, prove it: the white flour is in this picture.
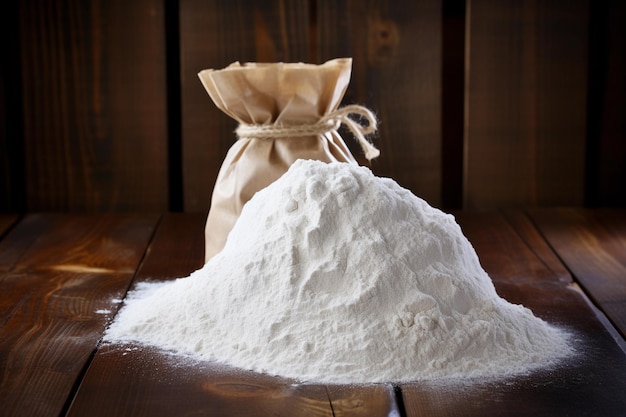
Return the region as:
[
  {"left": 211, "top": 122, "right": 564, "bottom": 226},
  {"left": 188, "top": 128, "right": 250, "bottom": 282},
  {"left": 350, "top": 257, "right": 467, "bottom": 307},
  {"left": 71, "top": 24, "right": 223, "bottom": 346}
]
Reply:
[{"left": 105, "top": 159, "right": 572, "bottom": 384}]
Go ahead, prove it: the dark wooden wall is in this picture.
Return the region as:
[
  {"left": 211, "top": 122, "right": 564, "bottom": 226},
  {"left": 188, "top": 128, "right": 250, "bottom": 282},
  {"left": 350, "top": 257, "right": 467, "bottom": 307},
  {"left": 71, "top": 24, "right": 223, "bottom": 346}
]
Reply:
[{"left": 1, "top": 0, "right": 625, "bottom": 213}]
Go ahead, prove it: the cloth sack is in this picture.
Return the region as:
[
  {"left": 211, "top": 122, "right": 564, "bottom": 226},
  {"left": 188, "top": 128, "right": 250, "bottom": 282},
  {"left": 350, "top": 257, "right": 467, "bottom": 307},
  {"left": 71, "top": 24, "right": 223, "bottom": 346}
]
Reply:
[{"left": 198, "top": 57, "right": 379, "bottom": 263}]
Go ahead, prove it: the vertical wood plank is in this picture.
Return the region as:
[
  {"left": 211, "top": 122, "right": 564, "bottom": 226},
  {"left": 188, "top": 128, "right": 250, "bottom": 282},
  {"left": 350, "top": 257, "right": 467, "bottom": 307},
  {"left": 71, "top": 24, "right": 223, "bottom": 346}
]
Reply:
[
  {"left": 464, "top": 0, "right": 589, "bottom": 208},
  {"left": 18, "top": 0, "right": 169, "bottom": 211},
  {"left": 179, "top": 0, "right": 311, "bottom": 212},
  {"left": 317, "top": 0, "right": 442, "bottom": 207},
  {"left": 0, "top": 214, "right": 158, "bottom": 417}
]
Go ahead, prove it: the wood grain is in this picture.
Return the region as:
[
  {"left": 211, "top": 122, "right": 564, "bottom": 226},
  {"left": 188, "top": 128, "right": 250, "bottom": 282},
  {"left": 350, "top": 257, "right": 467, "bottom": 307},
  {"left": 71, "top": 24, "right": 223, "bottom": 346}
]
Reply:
[
  {"left": 0, "top": 214, "right": 158, "bottom": 417},
  {"left": 400, "top": 210, "right": 626, "bottom": 417},
  {"left": 0, "top": 214, "right": 67, "bottom": 273},
  {"left": 18, "top": 0, "right": 168, "bottom": 211},
  {"left": 179, "top": 0, "right": 311, "bottom": 212},
  {"left": 527, "top": 207, "right": 626, "bottom": 339},
  {"left": 317, "top": 0, "right": 442, "bottom": 206},
  {"left": 464, "top": 0, "right": 589, "bottom": 208},
  {"left": 0, "top": 214, "right": 159, "bottom": 326},
  {"left": 0, "top": 214, "right": 157, "bottom": 274}
]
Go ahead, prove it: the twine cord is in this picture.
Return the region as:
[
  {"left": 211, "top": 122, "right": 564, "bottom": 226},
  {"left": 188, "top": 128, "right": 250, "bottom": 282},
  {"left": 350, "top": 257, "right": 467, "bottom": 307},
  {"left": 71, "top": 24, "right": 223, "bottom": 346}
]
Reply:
[{"left": 235, "top": 104, "right": 380, "bottom": 161}]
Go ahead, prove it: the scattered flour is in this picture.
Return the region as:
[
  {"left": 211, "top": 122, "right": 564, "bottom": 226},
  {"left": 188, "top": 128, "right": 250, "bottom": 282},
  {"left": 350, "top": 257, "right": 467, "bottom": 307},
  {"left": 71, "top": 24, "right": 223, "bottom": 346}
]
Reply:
[{"left": 104, "top": 159, "right": 573, "bottom": 384}]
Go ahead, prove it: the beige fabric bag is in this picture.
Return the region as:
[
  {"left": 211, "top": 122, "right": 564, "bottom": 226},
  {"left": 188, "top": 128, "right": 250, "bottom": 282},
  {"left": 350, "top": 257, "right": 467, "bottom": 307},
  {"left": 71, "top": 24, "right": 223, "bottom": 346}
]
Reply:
[{"left": 198, "top": 57, "right": 379, "bottom": 263}]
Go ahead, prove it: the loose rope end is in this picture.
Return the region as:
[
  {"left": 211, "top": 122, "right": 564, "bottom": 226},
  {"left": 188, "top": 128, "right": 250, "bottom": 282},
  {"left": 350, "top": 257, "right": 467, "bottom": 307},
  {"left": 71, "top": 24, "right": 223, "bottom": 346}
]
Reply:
[
  {"left": 338, "top": 105, "right": 381, "bottom": 161},
  {"left": 364, "top": 147, "right": 381, "bottom": 161}
]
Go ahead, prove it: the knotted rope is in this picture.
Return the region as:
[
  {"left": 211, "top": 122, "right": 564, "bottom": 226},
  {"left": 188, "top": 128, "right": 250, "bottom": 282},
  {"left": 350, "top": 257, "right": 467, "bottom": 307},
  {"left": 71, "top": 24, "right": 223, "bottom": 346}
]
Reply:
[{"left": 235, "top": 104, "right": 380, "bottom": 161}]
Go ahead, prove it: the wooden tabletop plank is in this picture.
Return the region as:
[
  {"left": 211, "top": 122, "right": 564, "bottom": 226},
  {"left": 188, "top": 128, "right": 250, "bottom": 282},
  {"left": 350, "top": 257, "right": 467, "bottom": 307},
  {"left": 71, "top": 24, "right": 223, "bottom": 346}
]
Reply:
[
  {"left": 527, "top": 207, "right": 626, "bottom": 339},
  {"left": 0, "top": 214, "right": 158, "bottom": 417},
  {"left": 66, "top": 213, "right": 343, "bottom": 416},
  {"left": 130, "top": 212, "right": 206, "bottom": 280},
  {"left": 0, "top": 214, "right": 159, "bottom": 324},
  {"left": 399, "top": 211, "right": 626, "bottom": 417},
  {"left": 452, "top": 211, "right": 570, "bottom": 284},
  {"left": 0, "top": 214, "right": 49, "bottom": 273},
  {"left": 0, "top": 215, "right": 71, "bottom": 322},
  {"left": 502, "top": 209, "right": 573, "bottom": 284},
  {"left": 70, "top": 344, "right": 333, "bottom": 417}
]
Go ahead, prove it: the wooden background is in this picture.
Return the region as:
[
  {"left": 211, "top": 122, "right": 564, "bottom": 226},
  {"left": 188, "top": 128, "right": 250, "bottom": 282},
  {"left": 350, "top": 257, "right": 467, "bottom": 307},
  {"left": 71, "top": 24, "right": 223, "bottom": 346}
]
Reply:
[{"left": 1, "top": 0, "right": 625, "bottom": 213}]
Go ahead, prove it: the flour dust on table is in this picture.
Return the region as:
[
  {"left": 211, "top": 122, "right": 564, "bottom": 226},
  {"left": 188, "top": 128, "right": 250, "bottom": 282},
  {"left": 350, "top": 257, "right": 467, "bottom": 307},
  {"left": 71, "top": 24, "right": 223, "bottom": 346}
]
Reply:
[{"left": 104, "top": 159, "right": 573, "bottom": 384}]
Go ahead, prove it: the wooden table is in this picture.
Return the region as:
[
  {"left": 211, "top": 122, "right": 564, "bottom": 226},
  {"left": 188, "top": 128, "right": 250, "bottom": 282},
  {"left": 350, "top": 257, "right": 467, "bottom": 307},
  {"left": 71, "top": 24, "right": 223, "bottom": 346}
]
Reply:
[{"left": 1, "top": 209, "right": 625, "bottom": 417}]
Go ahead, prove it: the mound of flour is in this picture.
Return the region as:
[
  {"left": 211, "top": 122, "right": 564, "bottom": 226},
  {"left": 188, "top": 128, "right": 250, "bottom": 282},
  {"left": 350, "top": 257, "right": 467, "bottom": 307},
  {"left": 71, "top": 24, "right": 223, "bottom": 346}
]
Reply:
[{"left": 105, "top": 159, "right": 572, "bottom": 383}]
